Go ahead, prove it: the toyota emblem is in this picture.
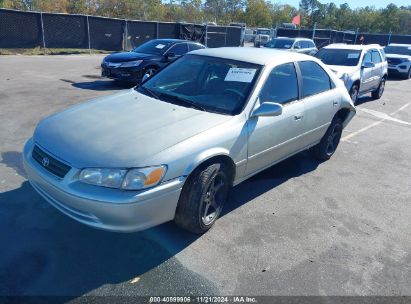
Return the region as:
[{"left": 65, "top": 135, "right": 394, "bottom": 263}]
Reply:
[{"left": 41, "top": 157, "right": 50, "bottom": 167}]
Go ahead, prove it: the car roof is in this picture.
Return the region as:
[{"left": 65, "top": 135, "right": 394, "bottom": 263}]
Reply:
[
  {"left": 190, "top": 47, "right": 313, "bottom": 65},
  {"left": 153, "top": 38, "right": 197, "bottom": 44},
  {"left": 274, "top": 37, "right": 313, "bottom": 41},
  {"left": 324, "top": 43, "right": 383, "bottom": 50},
  {"left": 387, "top": 43, "right": 411, "bottom": 47}
]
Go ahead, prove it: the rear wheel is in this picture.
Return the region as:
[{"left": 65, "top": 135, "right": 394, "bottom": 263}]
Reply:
[
  {"left": 310, "top": 117, "right": 343, "bottom": 161},
  {"left": 371, "top": 77, "right": 385, "bottom": 99},
  {"left": 174, "top": 163, "right": 230, "bottom": 234},
  {"left": 405, "top": 67, "right": 411, "bottom": 79}
]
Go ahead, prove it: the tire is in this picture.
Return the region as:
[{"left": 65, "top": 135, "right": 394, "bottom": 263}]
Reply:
[
  {"left": 310, "top": 117, "right": 343, "bottom": 161},
  {"left": 174, "top": 163, "right": 230, "bottom": 234},
  {"left": 142, "top": 66, "right": 158, "bottom": 82},
  {"left": 349, "top": 84, "right": 359, "bottom": 105},
  {"left": 405, "top": 68, "right": 411, "bottom": 80},
  {"left": 371, "top": 77, "right": 386, "bottom": 99}
]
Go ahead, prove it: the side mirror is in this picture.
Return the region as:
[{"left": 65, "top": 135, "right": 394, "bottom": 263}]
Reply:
[
  {"left": 251, "top": 102, "right": 283, "bottom": 118},
  {"left": 294, "top": 44, "right": 300, "bottom": 49},
  {"left": 361, "top": 61, "right": 375, "bottom": 69},
  {"left": 166, "top": 52, "right": 176, "bottom": 60}
]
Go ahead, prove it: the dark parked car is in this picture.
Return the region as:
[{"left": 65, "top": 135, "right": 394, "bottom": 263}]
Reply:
[{"left": 101, "top": 39, "right": 206, "bottom": 83}]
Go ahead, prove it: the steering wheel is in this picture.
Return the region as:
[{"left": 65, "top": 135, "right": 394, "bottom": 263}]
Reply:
[{"left": 223, "top": 89, "right": 245, "bottom": 100}]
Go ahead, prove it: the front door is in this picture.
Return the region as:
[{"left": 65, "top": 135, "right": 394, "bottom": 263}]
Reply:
[{"left": 246, "top": 62, "right": 305, "bottom": 175}]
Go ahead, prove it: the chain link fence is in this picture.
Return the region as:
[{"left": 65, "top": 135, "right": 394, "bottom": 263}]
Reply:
[
  {"left": 276, "top": 27, "right": 411, "bottom": 48},
  {"left": 0, "top": 8, "right": 243, "bottom": 51}
]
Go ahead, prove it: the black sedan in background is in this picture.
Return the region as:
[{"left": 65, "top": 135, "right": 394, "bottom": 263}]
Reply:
[{"left": 101, "top": 39, "right": 206, "bottom": 83}]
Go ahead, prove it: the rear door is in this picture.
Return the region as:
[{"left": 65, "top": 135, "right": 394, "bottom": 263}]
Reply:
[
  {"left": 360, "top": 50, "right": 376, "bottom": 93},
  {"left": 297, "top": 60, "right": 339, "bottom": 146},
  {"left": 371, "top": 49, "right": 384, "bottom": 88}
]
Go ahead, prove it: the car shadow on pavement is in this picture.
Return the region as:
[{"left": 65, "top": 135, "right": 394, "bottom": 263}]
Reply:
[
  {"left": 355, "top": 96, "right": 374, "bottom": 106},
  {"left": 225, "top": 152, "right": 321, "bottom": 216},
  {"left": 0, "top": 151, "right": 320, "bottom": 297},
  {"left": 60, "top": 78, "right": 135, "bottom": 91}
]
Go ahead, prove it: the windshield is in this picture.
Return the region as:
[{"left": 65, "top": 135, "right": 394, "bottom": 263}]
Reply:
[
  {"left": 136, "top": 54, "right": 262, "bottom": 115},
  {"left": 257, "top": 30, "right": 270, "bottom": 35},
  {"left": 132, "top": 40, "right": 173, "bottom": 55},
  {"left": 315, "top": 48, "right": 362, "bottom": 66},
  {"left": 384, "top": 46, "right": 411, "bottom": 56},
  {"left": 264, "top": 39, "right": 294, "bottom": 49}
]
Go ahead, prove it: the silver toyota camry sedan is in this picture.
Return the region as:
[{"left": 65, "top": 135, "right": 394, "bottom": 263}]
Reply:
[{"left": 23, "top": 47, "right": 356, "bottom": 234}]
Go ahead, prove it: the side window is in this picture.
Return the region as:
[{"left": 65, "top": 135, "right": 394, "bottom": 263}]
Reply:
[
  {"left": 188, "top": 43, "right": 205, "bottom": 51},
  {"left": 379, "top": 49, "right": 386, "bottom": 61},
  {"left": 363, "top": 51, "right": 372, "bottom": 63},
  {"left": 168, "top": 43, "right": 188, "bottom": 56},
  {"left": 301, "top": 41, "right": 310, "bottom": 49},
  {"left": 372, "top": 50, "right": 382, "bottom": 63},
  {"left": 308, "top": 41, "right": 316, "bottom": 48},
  {"left": 259, "top": 63, "right": 299, "bottom": 104},
  {"left": 299, "top": 61, "right": 332, "bottom": 98}
]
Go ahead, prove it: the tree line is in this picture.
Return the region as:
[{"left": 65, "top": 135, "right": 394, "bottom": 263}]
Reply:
[{"left": 1, "top": 0, "right": 410, "bottom": 34}]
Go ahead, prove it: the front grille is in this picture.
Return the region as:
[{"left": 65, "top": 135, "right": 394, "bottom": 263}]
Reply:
[
  {"left": 387, "top": 58, "right": 402, "bottom": 65},
  {"left": 32, "top": 145, "right": 71, "bottom": 178}
]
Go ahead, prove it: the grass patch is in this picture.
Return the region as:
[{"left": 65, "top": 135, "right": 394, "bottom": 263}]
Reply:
[{"left": 0, "top": 47, "right": 113, "bottom": 55}]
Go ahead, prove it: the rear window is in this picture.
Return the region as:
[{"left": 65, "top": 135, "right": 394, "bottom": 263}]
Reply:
[
  {"left": 264, "top": 38, "right": 294, "bottom": 49},
  {"left": 298, "top": 61, "right": 332, "bottom": 98},
  {"left": 315, "top": 48, "right": 362, "bottom": 66}
]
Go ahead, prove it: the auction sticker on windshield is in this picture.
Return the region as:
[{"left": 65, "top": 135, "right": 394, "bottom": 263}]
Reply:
[
  {"left": 225, "top": 68, "right": 257, "bottom": 82},
  {"left": 347, "top": 53, "right": 360, "bottom": 59},
  {"left": 156, "top": 44, "right": 166, "bottom": 49}
]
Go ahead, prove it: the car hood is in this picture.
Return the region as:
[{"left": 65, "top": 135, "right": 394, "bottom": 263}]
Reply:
[
  {"left": 327, "top": 65, "right": 358, "bottom": 78},
  {"left": 104, "top": 51, "right": 159, "bottom": 63},
  {"left": 34, "top": 90, "right": 231, "bottom": 168},
  {"left": 386, "top": 54, "right": 411, "bottom": 60}
]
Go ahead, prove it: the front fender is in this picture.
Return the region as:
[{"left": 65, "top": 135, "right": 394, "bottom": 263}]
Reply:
[{"left": 182, "top": 147, "right": 232, "bottom": 177}]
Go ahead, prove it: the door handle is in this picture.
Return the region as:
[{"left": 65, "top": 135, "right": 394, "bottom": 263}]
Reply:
[
  {"left": 294, "top": 113, "right": 304, "bottom": 121},
  {"left": 333, "top": 100, "right": 339, "bottom": 107}
]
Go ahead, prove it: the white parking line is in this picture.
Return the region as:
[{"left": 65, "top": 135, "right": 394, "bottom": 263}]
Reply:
[{"left": 341, "top": 102, "right": 411, "bottom": 142}]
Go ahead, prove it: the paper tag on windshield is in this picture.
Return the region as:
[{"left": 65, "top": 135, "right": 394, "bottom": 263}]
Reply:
[
  {"left": 284, "top": 44, "right": 291, "bottom": 48},
  {"left": 225, "top": 68, "right": 256, "bottom": 82},
  {"left": 347, "top": 53, "right": 360, "bottom": 59},
  {"left": 155, "top": 44, "right": 165, "bottom": 49}
]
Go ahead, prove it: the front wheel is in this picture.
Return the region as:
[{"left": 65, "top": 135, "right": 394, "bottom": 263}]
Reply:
[
  {"left": 371, "top": 78, "right": 385, "bottom": 99},
  {"left": 141, "top": 66, "right": 158, "bottom": 82},
  {"left": 310, "top": 117, "right": 343, "bottom": 161},
  {"left": 405, "top": 68, "right": 411, "bottom": 80},
  {"left": 174, "top": 163, "right": 230, "bottom": 234}
]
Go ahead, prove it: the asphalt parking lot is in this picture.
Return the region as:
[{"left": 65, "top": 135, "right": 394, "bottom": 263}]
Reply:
[{"left": 0, "top": 54, "right": 411, "bottom": 298}]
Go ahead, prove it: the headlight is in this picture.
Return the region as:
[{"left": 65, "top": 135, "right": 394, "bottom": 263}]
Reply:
[
  {"left": 120, "top": 60, "right": 143, "bottom": 68},
  {"left": 79, "top": 166, "right": 166, "bottom": 190}
]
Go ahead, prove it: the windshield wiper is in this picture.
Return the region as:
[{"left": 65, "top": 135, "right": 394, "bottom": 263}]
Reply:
[
  {"left": 138, "top": 86, "right": 160, "bottom": 100},
  {"left": 158, "top": 92, "right": 207, "bottom": 112}
]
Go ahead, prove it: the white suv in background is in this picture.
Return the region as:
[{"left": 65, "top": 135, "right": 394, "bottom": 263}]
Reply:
[
  {"left": 384, "top": 44, "right": 411, "bottom": 79},
  {"left": 315, "top": 44, "right": 388, "bottom": 104}
]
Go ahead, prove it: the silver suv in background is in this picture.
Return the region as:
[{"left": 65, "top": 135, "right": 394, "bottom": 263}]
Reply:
[
  {"left": 384, "top": 44, "right": 411, "bottom": 79},
  {"left": 315, "top": 44, "right": 388, "bottom": 104},
  {"left": 264, "top": 37, "right": 318, "bottom": 56}
]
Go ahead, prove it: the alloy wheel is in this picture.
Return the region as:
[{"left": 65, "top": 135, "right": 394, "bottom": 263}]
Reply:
[
  {"left": 201, "top": 173, "right": 227, "bottom": 226},
  {"left": 326, "top": 124, "right": 342, "bottom": 156}
]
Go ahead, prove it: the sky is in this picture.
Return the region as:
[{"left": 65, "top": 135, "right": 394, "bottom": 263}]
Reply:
[{"left": 275, "top": 0, "right": 411, "bottom": 9}]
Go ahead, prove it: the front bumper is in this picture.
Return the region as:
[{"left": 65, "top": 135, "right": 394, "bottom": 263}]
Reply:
[
  {"left": 388, "top": 63, "right": 411, "bottom": 75},
  {"left": 23, "top": 138, "right": 184, "bottom": 232},
  {"left": 101, "top": 65, "right": 144, "bottom": 83}
]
